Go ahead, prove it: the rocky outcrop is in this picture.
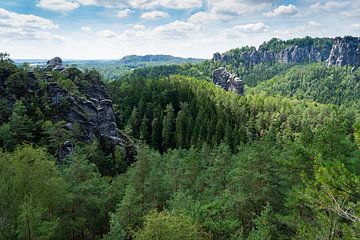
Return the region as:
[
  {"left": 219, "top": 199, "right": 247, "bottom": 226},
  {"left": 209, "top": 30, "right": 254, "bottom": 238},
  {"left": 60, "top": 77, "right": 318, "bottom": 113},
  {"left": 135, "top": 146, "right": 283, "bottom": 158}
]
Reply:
[
  {"left": 43, "top": 58, "right": 136, "bottom": 163},
  {"left": 45, "top": 57, "right": 64, "bottom": 71},
  {"left": 213, "top": 67, "right": 244, "bottom": 95},
  {"left": 326, "top": 36, "right": 360, "bottom": 67},
  {"left": 214, "top": 36, "right": 360, "bottom": 68},
  {"left": 213, "top": 52, "right": 222, "bottom": 62},
  {"left": 47, "top": 82, "right": 70, "bottom": 106}
]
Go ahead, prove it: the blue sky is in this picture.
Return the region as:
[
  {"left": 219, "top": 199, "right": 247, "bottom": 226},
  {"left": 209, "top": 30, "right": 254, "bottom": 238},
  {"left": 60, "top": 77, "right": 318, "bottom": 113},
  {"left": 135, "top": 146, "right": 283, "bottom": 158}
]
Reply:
[{"left": 0, "top": 0, "right": 359, "bottom": 59}]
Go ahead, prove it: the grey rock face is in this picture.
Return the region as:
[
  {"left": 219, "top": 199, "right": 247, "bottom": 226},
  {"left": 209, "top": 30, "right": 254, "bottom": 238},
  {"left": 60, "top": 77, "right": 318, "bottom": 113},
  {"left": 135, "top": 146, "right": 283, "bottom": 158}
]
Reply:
[
  {"left": 51, "top": 84, "right": 135, "bottom": 160},
  {"left": 26, "top": 70, "right": 39, "bottom": 94},
  {"left": 48, "top": 82, "right": 69, "bottom": 105},
  {"left": 326, "top": 36, "right": 360, "bottom": 67},
  {"left": 45, "top": 57, "right": 64, "bottom": 71},
  {"left": 97, "top": 99, "right": 117, "bottom": 137},
  {"left": 42, "top": 57, "right": 135, "bottom": 162},
  {"left": 213, "top": 52, "right": 222, "bottom": 62},
  {"left": 212, "top": 67, "right": 244, "bottom": 95},
  {"left": 213, "top": 36, "right": 360, "bottom": 68}
]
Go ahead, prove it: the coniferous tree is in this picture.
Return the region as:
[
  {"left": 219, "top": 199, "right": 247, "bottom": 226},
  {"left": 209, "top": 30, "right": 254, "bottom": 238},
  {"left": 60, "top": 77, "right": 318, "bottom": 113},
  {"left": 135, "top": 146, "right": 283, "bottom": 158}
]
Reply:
[{"left": 162, "top": 103, "right": 175, "bottom": 150}]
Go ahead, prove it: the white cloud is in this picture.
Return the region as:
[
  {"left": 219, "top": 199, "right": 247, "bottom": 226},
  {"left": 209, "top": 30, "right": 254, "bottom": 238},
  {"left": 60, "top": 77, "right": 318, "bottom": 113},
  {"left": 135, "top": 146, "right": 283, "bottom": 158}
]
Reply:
[
  {"left": 154, "top": 20, "right": 198, "bottom": 38},
  {"left": 230, "top": 23, "right": 268, "bottom": 33},
  {"left": 210, "top": 0, "right": 270, "bottom": 17},
  {"left": 117, "top": 9, "right": 133, "bottom": 18},
  {"left": 76, "top": 0, "right": 202, "bottom": 10},
  {"left": 97, "top": 29, "right": 117, "bottom": 38},
  {"left": 81, "top": 26, "right": 91, "bottom": 32},
  {"left": 0, "top": 8, "right": 63, "bottom": 42},
  {"left": 307, "top": 21, "right": 321, "bottom": 27},
  {"left": 351, "top": 24, "right": 360, "bottom": 29},
  {"left": 264, "top": 4, "right": 299, "bottom": 17},
  {"left": 188, "top": 11, "right": 228, "bottom": 23},
  {"left": 0, "top": 8, "right": 58, "bottom": 29},
  {"left": 122, "top": 29, "right": 147, "bottom": 39},
  {"left": 133, "top": 24, "right": 146, "bottom": 30},
  {"left": 188, "top": 0, "right": 271, "bottom": 24},
  {"left": 310, "top": 1, "right": 350, "bottom": 11},
  {"left": 37, "top": 0, "right": 80, "bottom": 12},
  {"left": 140, "top": 10, "right": 169, "bottom": 19},
  {"left": 129, "top": 0, "right": 202, "bottom": 9}
]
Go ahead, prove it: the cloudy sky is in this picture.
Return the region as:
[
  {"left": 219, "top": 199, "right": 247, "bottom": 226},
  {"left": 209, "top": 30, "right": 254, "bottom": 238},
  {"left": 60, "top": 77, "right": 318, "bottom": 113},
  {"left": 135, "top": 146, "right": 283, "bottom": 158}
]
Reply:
[{"left": 0, "top": 0, "right": 359, "bottom": 59}]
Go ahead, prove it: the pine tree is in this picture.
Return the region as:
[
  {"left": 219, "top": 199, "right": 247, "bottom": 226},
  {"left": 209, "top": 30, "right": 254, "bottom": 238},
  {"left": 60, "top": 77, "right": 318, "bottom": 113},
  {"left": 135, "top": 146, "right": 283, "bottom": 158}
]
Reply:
[
  {"left": 175, "top": 103, "right": 189, "bottom": 149},
  {"left": 126, "top": 107, "right": 141, "bottom": 138},
  {"left": 151, "top": 117, "right": 162, "bottom": 151},
  {"left": 140, "top": 115, "right": 149, "bottom": 142},
  {"left": 9, "top": 101, "right": 34, "bottom": 142},
  {"left": 162, "top": 103, "right": 175, "bottom": 150}
]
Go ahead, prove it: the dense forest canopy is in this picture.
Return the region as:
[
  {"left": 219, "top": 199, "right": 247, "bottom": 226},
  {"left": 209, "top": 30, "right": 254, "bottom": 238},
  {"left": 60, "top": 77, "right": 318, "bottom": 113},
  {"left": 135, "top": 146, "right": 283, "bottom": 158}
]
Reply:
[{"left": 1, "top": 35, "right": 360, "bottom": 240}]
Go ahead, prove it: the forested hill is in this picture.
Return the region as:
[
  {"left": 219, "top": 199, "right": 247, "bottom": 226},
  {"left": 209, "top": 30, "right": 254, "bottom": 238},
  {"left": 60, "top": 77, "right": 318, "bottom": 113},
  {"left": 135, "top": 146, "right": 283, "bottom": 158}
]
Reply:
[
  {"left": 253, "top": 63, "right": 360, "bottom": 107},
  {"left": 119, "top": 54, "right": 204, "bottom": 65},
  {"left": 1, "top": 34, "right": 360, "bottom": 240}
]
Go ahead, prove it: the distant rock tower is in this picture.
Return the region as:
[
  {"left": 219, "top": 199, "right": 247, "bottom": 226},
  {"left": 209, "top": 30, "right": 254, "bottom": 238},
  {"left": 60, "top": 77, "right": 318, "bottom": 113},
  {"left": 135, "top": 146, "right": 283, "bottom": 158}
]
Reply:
[
  {"left": 212, "top": 67, "right": 244, "bottom": 96},
  {"left": 44, "top": 57, "right": 64, "bottom": 71},
  {"left": 212, "top": 52, "right": 222, "bottom": 62}
]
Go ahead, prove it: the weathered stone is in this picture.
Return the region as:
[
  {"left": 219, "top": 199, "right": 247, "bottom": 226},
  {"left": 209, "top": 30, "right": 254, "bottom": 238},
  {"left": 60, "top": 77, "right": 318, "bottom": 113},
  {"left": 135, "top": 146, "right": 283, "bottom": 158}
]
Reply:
[
  {"left": 213, "top": 67, "right": 244, "bottom": 95},
  {"left": 326, "top": 36, "right": 360, "bottom": 67},
  {"left": 47, "top": 82, "right": 69, "bottom": 105},
  {"left": 213, "top": 36, "right": 359, "bottom": 68},
  {"left": 213, "top": 52, "right": 222, "bottom": 62},
  {"left": 27, "top": 70, "right": 39, "bottom": 94},
  {"left": 45, "top": 57, "right": 64, "bottom": 72},
  {"left": 97, "top": 99, "right": 117, "bottom": 137}
]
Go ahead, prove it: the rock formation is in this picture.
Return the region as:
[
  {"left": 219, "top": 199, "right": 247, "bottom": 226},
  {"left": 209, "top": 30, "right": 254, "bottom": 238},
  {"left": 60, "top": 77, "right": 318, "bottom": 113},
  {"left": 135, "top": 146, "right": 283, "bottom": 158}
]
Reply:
[
  {"left": 326, "top": 36, "right": 360, "bottom": 67},
  {"left": 43, "top": 57, "right": 135, "bottom": 163},
  {"left": 213, "top": 36, "right": 360, "bottom": 68},
  {"left": 213, "top": 67, "right": 244, "bottom": 95},
  {"left": 45, "top": 57, "right": 65, "bottom": 71},
  {"left": 213, "top": 52, "right": 222, "bottom": 62}
]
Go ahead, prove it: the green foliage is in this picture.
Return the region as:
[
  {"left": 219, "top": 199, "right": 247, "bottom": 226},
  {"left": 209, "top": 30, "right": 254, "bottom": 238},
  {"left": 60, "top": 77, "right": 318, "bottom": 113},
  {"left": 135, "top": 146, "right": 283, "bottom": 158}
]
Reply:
[
  {"left": 109, "top": 74, "right": 354, "bottom": 152},
  {"left": 9, "top": 101, "right": 35, "bottom": 143},
  {"left": 259, "top": 36, "right": 333, "bottom": 51},
  {"left": 133, "top": 211, "right": 205, "bottom": 240},
  {"left": 5, "top": 70, "right": 30, "bottom": 96},
  {"left": 255, "top": 63, "right": 360, "bottom": 107},
  {"left": 0, "top": 123, "right": 16, "bottom": 151},
  {"left": 162, "top": 103, "right": 175, "bottom": 149},
  {"left": 247, "top": 205, "right": 276, "bottom": 240},
  {"left": 0, "top": 145, "right": 67, "bottom": 240},
  {"left": 57, "top": 76, "right": 79, "bottom": 95},
  {"left": 60, "top": 149, "right": 111, "bottom": 239},
  {"left": 1, "top": 50, "right": 360, "bottom": 240}
]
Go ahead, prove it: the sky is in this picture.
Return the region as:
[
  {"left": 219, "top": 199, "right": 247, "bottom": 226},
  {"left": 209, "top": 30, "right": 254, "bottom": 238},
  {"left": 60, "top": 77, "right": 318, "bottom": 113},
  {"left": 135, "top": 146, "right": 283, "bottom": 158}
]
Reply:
[{"left": 0, "top": 0, "right": 359, "bottom": 59}]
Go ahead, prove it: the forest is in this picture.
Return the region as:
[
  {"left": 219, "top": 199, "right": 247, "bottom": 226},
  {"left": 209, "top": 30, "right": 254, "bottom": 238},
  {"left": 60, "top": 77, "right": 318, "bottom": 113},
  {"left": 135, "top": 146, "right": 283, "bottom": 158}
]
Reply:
[{"left": 0, "top": 36, "right": 360, "bottom": 240}]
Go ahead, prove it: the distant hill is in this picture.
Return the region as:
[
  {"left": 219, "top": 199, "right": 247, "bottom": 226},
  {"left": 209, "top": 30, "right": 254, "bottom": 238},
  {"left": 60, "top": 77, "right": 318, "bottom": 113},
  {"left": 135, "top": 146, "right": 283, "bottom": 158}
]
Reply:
[
  {"left": 119, "top": 54, "right": 204, "bottom": 66},
  {"left": 14, "top": 55, "right": 205, "bottom": 80}
]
